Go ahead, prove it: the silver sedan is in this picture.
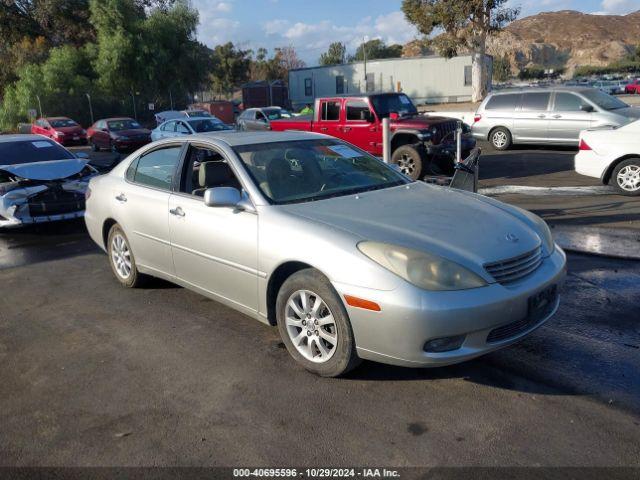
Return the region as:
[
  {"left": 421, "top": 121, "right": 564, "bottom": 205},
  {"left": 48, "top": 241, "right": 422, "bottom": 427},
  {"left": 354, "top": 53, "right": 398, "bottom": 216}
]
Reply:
[{"left": 84, "top": 131, "right": 566, "bottom": 377}]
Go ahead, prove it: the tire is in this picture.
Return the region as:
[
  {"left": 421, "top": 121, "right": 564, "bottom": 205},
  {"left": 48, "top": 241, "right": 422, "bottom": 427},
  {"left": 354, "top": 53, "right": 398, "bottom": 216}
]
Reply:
[
  {"left": 490, "top": 127, "right": 512, "bottom": 150},
  {"left": 91, "top": 139, "right": 100, "bottom": 152},
  {"left": 391, "top": 145, "right": 424, "bottom": 180},
  {"left": 110, "top": 141, "right": 119, "bottom": 154},
  {"left": 107, "top": 224, "right": 147, "bottom": 288},
  {"left": 611, "top": 158, "right": 640, "bottom": 196},
  {"left": 276, "top": 268, "right": 361, "bottom": 377}
]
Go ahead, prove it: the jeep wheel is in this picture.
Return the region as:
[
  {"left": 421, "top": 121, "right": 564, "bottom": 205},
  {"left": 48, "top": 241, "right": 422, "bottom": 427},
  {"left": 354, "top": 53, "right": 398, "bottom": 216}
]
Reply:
[{"left": 391, "top": 145, "right": 423, "bottom": 180}]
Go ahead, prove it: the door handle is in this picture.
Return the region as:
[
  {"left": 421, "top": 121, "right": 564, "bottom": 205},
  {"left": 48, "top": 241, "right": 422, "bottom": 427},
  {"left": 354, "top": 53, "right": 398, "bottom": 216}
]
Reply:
[
  {"left": 552, "top": 114, "right": 562, "bottom": 119},
  {"left": 537, "top": 114, "right": 546, "bottom": 119},
  {"left": 369, "top": 127, "right": 377, "bottom": 132},
  {"left": 115, "top": 193, "right": 127, "bottom": 203},
  {"left": 169, "top": 206, "right": 185, "bottom": 217},
  {"left": 319, "top": 127, "right": 328, "bottom": 132},
  {"left": 342, "top": 127, "right": 352, "bottom": 132}
]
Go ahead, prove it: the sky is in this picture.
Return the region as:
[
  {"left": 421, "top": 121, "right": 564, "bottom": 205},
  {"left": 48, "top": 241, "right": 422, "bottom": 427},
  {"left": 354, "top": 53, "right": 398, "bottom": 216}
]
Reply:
[{"left": 191, "top": 0, "right": 640, "bottom": 65}]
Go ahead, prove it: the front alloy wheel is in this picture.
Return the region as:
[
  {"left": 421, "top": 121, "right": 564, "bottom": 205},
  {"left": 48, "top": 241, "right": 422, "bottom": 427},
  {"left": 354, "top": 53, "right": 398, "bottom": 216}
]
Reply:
[{"left": 285, "top": 290, "right": 337, "bottom": 363}]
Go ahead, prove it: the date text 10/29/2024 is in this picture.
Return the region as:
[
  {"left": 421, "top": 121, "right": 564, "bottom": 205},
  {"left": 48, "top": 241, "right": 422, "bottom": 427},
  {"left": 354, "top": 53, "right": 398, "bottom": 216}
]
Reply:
[{"left": 233, "top": 468, "right": 401, "bottom": 478}]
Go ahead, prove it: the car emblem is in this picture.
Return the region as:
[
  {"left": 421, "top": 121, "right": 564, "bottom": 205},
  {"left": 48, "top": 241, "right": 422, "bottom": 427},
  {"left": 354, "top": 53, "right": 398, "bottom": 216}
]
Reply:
[{"left": 505, "top": 233, "right": 519, "bottom": 243}]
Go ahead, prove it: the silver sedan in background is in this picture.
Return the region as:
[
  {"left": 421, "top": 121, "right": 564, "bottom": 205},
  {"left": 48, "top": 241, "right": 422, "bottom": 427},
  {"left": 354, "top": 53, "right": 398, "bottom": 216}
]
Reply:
[
  {"left": 151, "top": 117, "right": 233, "bottom": 141},
  {"left": 84, "top": 131, "right": 566, "bottom": 377}
]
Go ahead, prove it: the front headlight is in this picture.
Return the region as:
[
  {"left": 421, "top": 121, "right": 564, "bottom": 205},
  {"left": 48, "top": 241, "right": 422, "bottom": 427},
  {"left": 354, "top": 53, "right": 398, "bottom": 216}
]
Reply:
[{"left": 358, "top": 241, "right": 487, "bottom": 291}]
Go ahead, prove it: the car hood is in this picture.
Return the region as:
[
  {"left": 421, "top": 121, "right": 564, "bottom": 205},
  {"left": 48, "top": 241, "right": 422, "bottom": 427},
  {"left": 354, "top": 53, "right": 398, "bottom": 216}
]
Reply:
[
  {"left": 0, "top": 158, "right": 89, "bottom": 181},
  {"left": 611, "top": 106, "right": 640, "bottom": 121},
  {"left": 113, "top": 129, "right": 151, "bottom": 137},
  {"left": 391, "top": 114, "right": 457, "bottom": 131},
  {"left": 280, "top": 183, "right": 542, "bottom": 273}
]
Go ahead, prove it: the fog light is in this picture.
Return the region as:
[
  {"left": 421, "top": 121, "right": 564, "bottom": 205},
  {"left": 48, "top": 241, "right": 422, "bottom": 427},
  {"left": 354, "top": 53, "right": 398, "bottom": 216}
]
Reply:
[{"left": 423, "top": 335, "right": 466, "bottom": 353}]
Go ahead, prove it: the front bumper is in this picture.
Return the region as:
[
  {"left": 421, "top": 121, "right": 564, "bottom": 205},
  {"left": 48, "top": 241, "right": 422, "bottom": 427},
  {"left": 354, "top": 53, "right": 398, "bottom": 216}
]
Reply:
[
  {"left": 115, "top": 139, "right": 150, "bottom": 151},
  {"left": 333, "top": 245, "right": 567, "bottom": 368},
  {"left": 0, "top": 210, "right": 85, "bottom": 228}
]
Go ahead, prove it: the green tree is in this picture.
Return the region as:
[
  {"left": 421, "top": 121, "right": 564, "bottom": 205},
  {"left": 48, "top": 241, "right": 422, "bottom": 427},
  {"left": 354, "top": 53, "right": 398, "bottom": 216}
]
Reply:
[
  {"left": 402, "top": 0, "right": 519, "bottom": 101},
  {"left": 493, "top": 54, "right": 511, "bottom": 82},
  {"left": 210, "top": 42, "right": 252, "bottom": 97},
  {"left": 319, "top": 42, "right": 346, "bottom": 65},
  {"left": 349, "top": 39, "right": 403, "bottom": 62}
]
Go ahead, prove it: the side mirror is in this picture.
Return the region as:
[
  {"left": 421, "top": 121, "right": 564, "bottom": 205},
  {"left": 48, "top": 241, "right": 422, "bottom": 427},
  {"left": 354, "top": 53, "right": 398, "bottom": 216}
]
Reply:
[
  {"left": 75, "top": 152, "right": 90, "bottom": 159},
  {"left": 581, "top": 104, "right": 594, "bottom": 112},
  {"left": 204, "top": 187, "right": 241, "bottom": 208}
]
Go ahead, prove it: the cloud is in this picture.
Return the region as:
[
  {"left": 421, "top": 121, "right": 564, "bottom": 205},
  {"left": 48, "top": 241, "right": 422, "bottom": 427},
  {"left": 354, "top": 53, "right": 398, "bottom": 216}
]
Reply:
[{"left": 598, "top": 0, "right": 639, "bottom": 14}]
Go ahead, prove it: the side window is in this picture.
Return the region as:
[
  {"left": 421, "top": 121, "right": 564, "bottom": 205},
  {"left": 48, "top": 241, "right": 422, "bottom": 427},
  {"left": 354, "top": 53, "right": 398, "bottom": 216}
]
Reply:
[
  {"left": 554, "top": 93, "right": 585, "bottom": 112},
  {"left": 304, "top": 78, "right": 313, "bottom": 97},
  {"left": 521, "top": 92, "right": 551, "bottom": 111},
  {"left": 256, "top": 111, "right": 267, "bottom": 122},
  {"left": 346, "top": 100, "right": 371, "bottom": 121},
  {"left": 180, "top": 145, "right": 241, "bottom": 196},
  {"left": 126, "top": 158, "right": 139, "bottom": 182},
  {"left": 336, "top": 75, "right": 345, "bottom": 94},
  {"left": 132, "top": 146, "right": 182, "bottom": 190},
  {"left": 464, "top": 65, "right": 472, "bottom": 86},
  {"left": 161, "top": 121, "right": 175, "bottom": 132},
  {"left": 485, "top": 94, "right": 519, "bottom": 111},
  {"left": 321, "top": 101, "right": 341, "bottom": 121},
  {"left": 177, "top": 122, "right": 190, "bottom": 134}
]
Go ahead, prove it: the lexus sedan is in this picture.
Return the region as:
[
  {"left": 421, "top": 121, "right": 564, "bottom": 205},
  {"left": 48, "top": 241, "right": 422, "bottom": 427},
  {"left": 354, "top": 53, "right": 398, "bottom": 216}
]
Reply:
[
  {"left": 87, "top": 117, "right": 151, "bottom": 153},
  {"left": 85, "top": 131, "right": 566, "bottom": 377}
]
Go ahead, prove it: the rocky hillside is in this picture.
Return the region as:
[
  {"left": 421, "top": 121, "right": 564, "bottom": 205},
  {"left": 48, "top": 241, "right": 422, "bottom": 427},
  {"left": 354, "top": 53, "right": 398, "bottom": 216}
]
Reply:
[{"left": 487, "top": 10, "right": 640, "bottom": 76}]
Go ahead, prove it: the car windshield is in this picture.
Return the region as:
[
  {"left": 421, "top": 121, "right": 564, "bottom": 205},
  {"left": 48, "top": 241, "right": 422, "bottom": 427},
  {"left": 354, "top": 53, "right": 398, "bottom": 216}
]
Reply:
[
  {"left": 370, "top": 94, "right": 418, "bottom": 118},
  {"left": 188, "top": 119, "right": 229, "bottom": 132},
  {"left": 0, "top": 139, "right": 75, "bottom": 165},
  {"left": 49, "top": 119, "right": 78, "bottom": 128},
  {"left": 581, "top": 89, "right": 628, "bottom": 110},
  {"left": 108, "top": 119, "right": 141, "bottom": 131},
  {"left": 234, "top": 139, "right": 409, "bottom": 205}
]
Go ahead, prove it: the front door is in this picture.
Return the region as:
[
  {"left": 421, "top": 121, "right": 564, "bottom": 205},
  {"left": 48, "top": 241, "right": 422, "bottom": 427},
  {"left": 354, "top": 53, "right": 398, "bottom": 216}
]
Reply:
[
  {"left": 547, "top": 92, "right": 593, "bottom": 144},
  {"left": 168, "top": 143, "right": 258, "bottom": 311},
  {"left": 340, "top": 99, "right": 380, "bottom": 155},
  {"left": 115, "top": 144, "right": 184, "bottom": 276},
  {"left": 513, "top": 92, "right": 552, "bottom": 143}
]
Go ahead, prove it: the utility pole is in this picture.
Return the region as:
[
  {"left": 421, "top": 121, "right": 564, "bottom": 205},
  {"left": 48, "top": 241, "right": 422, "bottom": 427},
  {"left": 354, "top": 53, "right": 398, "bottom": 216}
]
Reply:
[
  {"left": 36, "top": 95, "right": 43, "bottom": 117},
  {"left": 169, "top": 89, "right": 174, "bottom": 110},
  {"left": 130, "top": 91, "right": 137, "bottom": 120},
  {"left": 363, "top": 37, "right": 368, "bottom": 93},
  {"left": 85, "top": 93, "right": 94, "bottom": 125}
]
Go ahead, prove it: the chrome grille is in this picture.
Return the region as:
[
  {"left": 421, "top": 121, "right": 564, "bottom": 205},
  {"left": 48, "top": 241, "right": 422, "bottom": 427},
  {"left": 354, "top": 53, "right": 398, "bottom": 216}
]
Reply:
[{"left": 485, "top": 246, "right": 543, "bottom": 285}]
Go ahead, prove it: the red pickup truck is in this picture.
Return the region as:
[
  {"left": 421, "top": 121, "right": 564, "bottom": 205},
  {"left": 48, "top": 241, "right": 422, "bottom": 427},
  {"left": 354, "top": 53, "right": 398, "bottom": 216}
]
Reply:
[{"left": 270, "top": 93, "right": 476, "bottom": 179}]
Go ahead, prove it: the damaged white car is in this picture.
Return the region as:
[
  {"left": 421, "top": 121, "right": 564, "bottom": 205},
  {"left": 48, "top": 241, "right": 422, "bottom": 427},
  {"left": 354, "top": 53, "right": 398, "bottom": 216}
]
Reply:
[{"left": 0, "top": 135, "right": 98, "bottom": 228}]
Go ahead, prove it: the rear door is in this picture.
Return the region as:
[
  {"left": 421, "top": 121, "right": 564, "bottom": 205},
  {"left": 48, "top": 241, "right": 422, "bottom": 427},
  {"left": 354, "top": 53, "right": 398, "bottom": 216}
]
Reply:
[
  {"left": 315, "top": 99, "right": 342, "bottom": 139},
  {"left": 115, "top": 143, "right": 185, "bottom": 276},
  {"left": 339, "top": 99, "right": 379, "bottom": 154},
  {"left": 548, "top": 92, "right": 593, "bottom": 144},
  {"left": 513, "top": 92, "right": 552, "bottom": 143}
]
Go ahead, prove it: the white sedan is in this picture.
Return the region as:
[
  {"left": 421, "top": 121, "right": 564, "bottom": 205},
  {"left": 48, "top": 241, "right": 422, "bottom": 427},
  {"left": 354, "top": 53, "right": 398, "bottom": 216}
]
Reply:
[
  {"left": 575, "top": 120, "right": 640, "bottom": 195},
  {"left": 151, "top": 117, "right": 233, "bottom": 142}
]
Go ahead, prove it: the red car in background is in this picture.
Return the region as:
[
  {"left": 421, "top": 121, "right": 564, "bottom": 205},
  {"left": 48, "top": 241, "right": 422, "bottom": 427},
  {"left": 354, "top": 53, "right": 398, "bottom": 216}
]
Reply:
[
  {"left": 625, "top": 79, "right": 640, "bottom": 94},
  {"left": 31, "top": 117, "right": 87, "bottom": 145},
  {"left": 87, "top": 117, "right": 151, "bottom": 153}
]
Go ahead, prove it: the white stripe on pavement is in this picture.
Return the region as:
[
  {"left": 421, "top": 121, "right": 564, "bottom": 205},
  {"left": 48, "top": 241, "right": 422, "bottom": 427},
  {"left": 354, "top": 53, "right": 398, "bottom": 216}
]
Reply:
[{"left": 479, "top": 185, "right": 614, "bottom": 196}]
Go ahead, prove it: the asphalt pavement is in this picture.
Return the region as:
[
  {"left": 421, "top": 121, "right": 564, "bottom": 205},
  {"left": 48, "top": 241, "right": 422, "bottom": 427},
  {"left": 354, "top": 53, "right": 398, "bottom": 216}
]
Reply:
[{"left": 0, "top": 145, "right": 639, "bottom": 467}]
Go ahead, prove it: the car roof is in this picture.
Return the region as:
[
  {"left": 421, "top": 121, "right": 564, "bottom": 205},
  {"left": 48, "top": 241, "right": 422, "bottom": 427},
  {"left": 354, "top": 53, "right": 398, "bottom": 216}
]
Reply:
[
  {"left": 0, "top": 134, "right": 65, "bottom": 144},
  {"left": 489, "top": 86, "right": 595, "bottom": 95},
  {"left": 189, "top": 130, "right": 324, "bottom": 146}
]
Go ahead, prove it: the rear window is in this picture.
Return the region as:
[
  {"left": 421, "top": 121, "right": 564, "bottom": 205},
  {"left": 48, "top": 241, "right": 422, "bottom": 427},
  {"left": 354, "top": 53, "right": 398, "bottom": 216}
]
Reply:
[
  {"left": 485, "top": 94, "right": 519, "bottom": 111},
  {"left": 0, "top": 139, "right": 74, "bottom": 165},
  {"left": 521, "top": 92, "right": 551, "bottom": 111}
]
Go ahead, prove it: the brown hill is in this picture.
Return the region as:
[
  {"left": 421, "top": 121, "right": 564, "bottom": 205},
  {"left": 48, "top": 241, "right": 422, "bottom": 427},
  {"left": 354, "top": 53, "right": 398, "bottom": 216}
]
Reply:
[{"left": 487, "top": 10, "right": 640, "bottom": 76}]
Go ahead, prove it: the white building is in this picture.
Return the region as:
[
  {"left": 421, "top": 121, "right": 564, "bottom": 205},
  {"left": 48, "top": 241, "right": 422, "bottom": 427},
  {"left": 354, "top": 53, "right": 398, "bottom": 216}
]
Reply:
[{"left": 288, "top": 54, "right": 492, "bottom": 108}]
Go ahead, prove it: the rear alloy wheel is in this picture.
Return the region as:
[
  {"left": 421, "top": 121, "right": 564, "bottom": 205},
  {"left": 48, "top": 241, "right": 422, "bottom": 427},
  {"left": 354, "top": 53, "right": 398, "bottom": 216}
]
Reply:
[
  {"left": 107, "top": 224, "right": 147, "bottom": 287},
  {"left": 110, "top": 142, "right": 119, "bottom": 154},
  {"left": 391, "top": 145, "right": 424, "bottom": 180},
  {"left": 490, "top": 127, "right": 512, "bottom": 150},
  {"left": 276, "top": 269, "right": 360, "bottom": 377},
  {"left": 91, "top": 140, "right": 100, "bottom": 152},
  {"left": 612, "top": 158, "right": 640, "bottom": 196}
]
